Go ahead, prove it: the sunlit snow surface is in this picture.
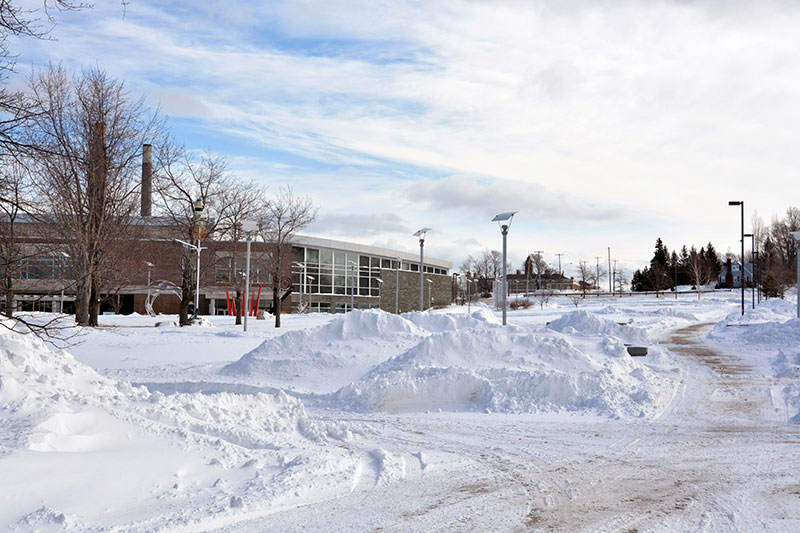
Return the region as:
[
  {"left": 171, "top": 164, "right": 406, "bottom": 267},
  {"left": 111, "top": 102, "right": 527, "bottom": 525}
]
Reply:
[{"left": 2, "top": 291, "right": 799, "bottom": 530}]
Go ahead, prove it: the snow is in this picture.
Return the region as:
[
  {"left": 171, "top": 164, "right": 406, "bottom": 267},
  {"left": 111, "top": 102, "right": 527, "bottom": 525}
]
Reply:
[{"left": 2, "top": 291, "right": 800, "bottom": 530}]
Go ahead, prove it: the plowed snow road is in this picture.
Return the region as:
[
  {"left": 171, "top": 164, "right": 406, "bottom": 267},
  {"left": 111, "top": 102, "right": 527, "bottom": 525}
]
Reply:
[{"left": 220, "top": 323, "right": 800, "bottom": 532}]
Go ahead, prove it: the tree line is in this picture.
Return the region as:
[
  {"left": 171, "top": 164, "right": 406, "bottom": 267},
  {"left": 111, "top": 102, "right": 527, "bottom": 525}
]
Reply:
[
  {"left": 631, "top": 238, "right": 722, "bottom": 295},
  {"left": 0, "top": 2, "right": 316, "bottom": 334},
  {"left": 632, "top": 207, "right": 800, "bottom": 299}
]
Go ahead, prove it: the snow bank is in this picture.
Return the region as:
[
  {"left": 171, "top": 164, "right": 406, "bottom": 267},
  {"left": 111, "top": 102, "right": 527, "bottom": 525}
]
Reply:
[
  {"left": 547, "top": 310, "right": 649, "bottom": 344},
  {"left": 0, "top": 323, "right": 353, "bottom": 529},
  {"left": 333, "top": 311, "right": 672, "bottom": 418},
  {"left": 403, "top": 305, "right": 502, "bottom": 331},
  {"left": 220, "top": 309, "right": 429, "bottom": 391}
]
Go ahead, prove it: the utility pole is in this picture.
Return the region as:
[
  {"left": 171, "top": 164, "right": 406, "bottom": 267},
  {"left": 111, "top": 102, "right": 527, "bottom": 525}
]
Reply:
[
  {"left": 613, "top": 260, "right": 617, "bottom": 295},
  {"left": 595, "top": 256, "right": 601, "bottom": 292},
  {"left": 533, "top": 250, "right": 544, "bottom": 292}
]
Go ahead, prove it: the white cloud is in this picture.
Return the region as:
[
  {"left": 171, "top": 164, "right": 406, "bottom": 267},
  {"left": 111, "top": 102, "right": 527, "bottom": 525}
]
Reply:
[{"left": 12, "top": 0, "right": 800, "bottom": 268}]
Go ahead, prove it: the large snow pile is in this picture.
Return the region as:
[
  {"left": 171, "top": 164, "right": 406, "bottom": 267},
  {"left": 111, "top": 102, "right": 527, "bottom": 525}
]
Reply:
[
  {"left": 709, "top": 298, "right": 800, "bottom": 346},
  {"left": 332, "top": 311, "right": 673, "bottom": 418},
  {"left": 0, "top": 323, "right": 354, "bottom": 530},
  {"left": 221, "top": 309, "right": 429, "bottom": 392},
  {"left": 547, "top": 310, "right": 649, "bottom": 344}
]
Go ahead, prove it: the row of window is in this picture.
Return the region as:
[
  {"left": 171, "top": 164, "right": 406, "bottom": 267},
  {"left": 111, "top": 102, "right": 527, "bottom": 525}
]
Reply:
[
  {"left": 290, "top": 246, "right": 447, "bottom": 297},
  {"left": 5, "top": 256, "right": 72, "bottom": 280}
]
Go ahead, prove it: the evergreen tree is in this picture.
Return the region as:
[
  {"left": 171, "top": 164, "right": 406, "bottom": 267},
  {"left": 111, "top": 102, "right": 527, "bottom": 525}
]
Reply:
[
  {"left": 705, "top": 242, "right": 722, "bottom": 277},
  {"left": 651, "top": 238, "right": 669, "bottom": 269}
]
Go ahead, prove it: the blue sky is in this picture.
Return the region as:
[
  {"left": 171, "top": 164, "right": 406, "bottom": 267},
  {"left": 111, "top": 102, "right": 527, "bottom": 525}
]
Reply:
[{"left": 12, "top": 0, "right": 800, "bottom": 279}]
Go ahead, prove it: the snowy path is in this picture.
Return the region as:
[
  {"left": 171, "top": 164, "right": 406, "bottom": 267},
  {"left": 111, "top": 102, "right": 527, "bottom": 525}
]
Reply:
[{"left": 231, "top": 322, "right": 800, "bottom": 532}]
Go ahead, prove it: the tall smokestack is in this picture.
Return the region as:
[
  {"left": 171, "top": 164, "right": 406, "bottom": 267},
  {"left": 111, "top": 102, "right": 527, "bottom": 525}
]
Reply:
[{"left": 141, "top": 143, "right": 152, "bottom": 216}]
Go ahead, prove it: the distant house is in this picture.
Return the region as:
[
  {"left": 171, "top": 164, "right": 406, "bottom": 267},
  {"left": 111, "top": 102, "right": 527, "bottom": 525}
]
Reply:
[
  {"left": 718, "top": 258, "right": 753, "bottom": 288},
  {"left": 507, "top": 271, "right": 577, "bottom": 292}
]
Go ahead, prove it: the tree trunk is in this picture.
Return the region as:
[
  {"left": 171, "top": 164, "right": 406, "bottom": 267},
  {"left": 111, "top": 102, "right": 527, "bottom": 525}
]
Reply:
[
  {"left": 179, "top": 264, "right": 193, "bottom": 326},
  {"left": 89, "top": 281, "right": 100, "bottom": 327},
  {"left": 273, "top": 285, "right": 281, "bottom": 328},
  {"left": 3, "top": 277, "right": 13, "bottom": 318},
  {"left": 75, "top": 277, "right": 90, "bottom": 325}
]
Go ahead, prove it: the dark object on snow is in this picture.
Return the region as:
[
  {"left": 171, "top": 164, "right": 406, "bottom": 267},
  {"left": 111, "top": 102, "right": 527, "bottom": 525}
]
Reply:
[{"left": 626, "top": 346, "right": 648, "bottom": 357}]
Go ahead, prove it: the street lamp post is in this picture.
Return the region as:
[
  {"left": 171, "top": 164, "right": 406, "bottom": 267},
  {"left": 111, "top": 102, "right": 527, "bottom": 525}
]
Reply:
[
  {"left": 744, "top": 233, "right": 755, "bottom": 310},
  {"left": 413, "top": 228, "right": 431, "bottom": 311},
  {"left": 60, "top": 252, "right": 70, "bottom": 314},
  {"left": 293, "top": 260, "right": 306, "bottom": 313},
  {"left": 348, "top": 260, "right": 357, "bottom": 311},
  {"left": 306, "top": 275, "right": 315, "bottom": 313},
  {"left": 241, "top": 220, "right": 258, "bottom": 332},
  {"left": 729, "top": 201, "right": 744, "bottom": 316},
  {"left": 791, "top": 232, "right": 800, "bottom": 319},
  {"left": 492, "top": 211, "right": 518, "bottom": 326},
  {"left": 394, "top": 256, "right": 400, "bottom": 314}
]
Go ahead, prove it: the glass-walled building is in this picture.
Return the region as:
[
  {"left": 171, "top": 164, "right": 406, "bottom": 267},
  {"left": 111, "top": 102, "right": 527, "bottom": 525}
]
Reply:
[{"left": 291, "top": 235, "right": 452, "bottom": 313}]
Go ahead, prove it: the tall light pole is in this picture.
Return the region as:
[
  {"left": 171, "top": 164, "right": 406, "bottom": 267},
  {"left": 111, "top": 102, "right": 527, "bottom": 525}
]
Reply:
[
  {"left": 729, "top": 201, "right": 744, "bottom": 316},
  {"left": 791, "top": 232, "right": 800, "bottom": 319},
  {"left": 348, "top": 260, "right": 357, "bottom": 311},
  {"left": 555, "top": 253, "right": 564, "bottom": 276},
  {"left": 241, "top": 220, "right": 258, "bottom": 331},
  {"left": 305, "top": 275, "right": 315, "bottom": 313},
  {"left": 394, "top": 256, "right": 400, "bottom": 314},
  {"left": 413, "top": 228, "right": 431, "bottom": 311},
  {"left": 595, "top": 256, "right": 601, "bottom": 292},
  {"left": 293, "top": 260, "right": 306, "bottom": 313},
  {"left": 744, "top": 233, "right": 755, "bottom": 310},
  {"left": 608, "top": 247, "right": 612, "bottom": 293},
  {"left": 492, "top": 211, "right": 518, "bottom": 326}
]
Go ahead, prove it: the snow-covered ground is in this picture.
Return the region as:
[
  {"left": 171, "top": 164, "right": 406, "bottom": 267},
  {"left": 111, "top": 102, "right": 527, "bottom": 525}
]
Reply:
[{"left": 2, "top": 291, "right": 799, "bottom": 531}]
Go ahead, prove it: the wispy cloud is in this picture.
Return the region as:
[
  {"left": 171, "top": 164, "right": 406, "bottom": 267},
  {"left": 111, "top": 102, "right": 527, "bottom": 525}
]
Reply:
[{"left": 12, "top": 0, "right": 800, "bottom": 267}]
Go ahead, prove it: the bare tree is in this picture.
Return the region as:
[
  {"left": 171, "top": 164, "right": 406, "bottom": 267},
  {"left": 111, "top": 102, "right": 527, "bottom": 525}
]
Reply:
[
  {"left": 613, "top": 267, "right": 628, "bottom": 295},
  {"left": 258, "top": 186, "right": 317, "bottom": 328},
  {"left": 0, "top": 2, "right": 100, "bottom": 161},
  {"left": 23, "top": 65, "right": 162, "bottom": 326},
  {"left": 577, "top": 260, "right": 594, "bottom": 297},
  {"left": 154, "top": 143, "right": 237, "bottom": 326},
  {"left": 461, "top": 249, "right": 504, "bottom": 294},
  {"left": 535, "top": 289, "right": 554, "bottom": 309},
  {"left": 0, "top": 160, "right": 33, "bottom": 317},
  {"left": 215, "top": 181, "right": 265, "bottom": 325},
  {"left": 687, "top": 249, "right": 712, "bottom": 299}
]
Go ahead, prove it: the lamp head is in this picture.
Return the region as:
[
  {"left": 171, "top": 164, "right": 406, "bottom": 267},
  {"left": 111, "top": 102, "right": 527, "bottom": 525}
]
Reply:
[
  {"left": 413, "top": 227, "right": 432, "bottom": 239},
  {"left": 728, "top": 201, "right": 742, "bottom": 206},
  {"left": 492, "top": 211, "right": 518, "bottom": 230}
]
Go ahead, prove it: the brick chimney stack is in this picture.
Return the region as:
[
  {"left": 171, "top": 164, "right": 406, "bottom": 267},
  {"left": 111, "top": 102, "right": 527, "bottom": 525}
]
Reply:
[{"left": 141, "top": 144, "right": 152, "bottom": 216}]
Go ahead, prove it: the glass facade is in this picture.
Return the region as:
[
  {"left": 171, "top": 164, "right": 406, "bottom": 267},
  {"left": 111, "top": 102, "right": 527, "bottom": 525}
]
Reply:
[
  {"left": 11, "top": 255, "right": 72, "bottom": 280},
  {"left": 292, "top": 247, "right": 384, "bottom": 297},
  {"left": 291, "top": 246, "right": 447, "bottom": 298}
]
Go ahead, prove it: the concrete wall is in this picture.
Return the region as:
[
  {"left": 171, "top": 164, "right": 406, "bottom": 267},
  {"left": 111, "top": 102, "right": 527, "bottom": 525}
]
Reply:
[{"left": 380, "top": 270, "right": 451, "bottom": 313}]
